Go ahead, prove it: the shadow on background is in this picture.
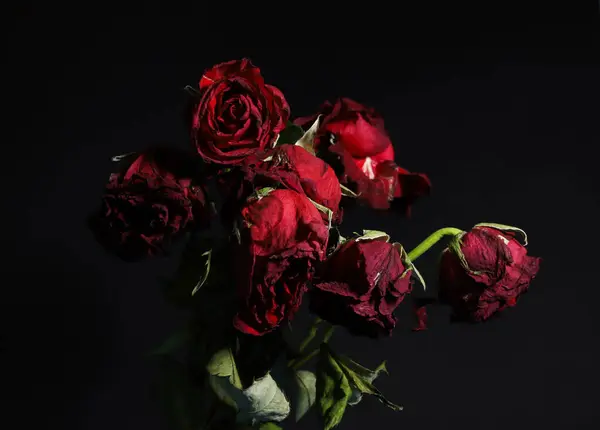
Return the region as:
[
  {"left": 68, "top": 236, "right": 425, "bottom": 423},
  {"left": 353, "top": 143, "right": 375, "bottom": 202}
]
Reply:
[{"left": 2, "top": 240, "right": 116, "bottom": 429}]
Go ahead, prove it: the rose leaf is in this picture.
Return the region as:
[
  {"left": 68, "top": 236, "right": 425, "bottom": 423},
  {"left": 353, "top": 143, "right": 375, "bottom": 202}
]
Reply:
[
  {"left": 191, "top": 249, "right": 212, "bottom": 296},
  {"left": 340, "top": 184, "right": 358, "bottom": 198},
  {"left": 257, "top": 423, "right": 283, "bottom": 430},
  {"left": 235, "top": 373, "right": 291, "bottom": 425},
  {"left": 337, "top": 356, "right": 388, "bottom": 406},
  {"left": 409, "top": 260, "right": 427, "bottom": 291},
  {"left": 356, "top": 230, "right": 391, "bottom": 243},
  {"left": 295, "top": 115, "right": 322, "bottom": 155},
  {"left": 335, "top": 354, "right": 402, "bottom": 411},
  {"left": 291, "top": 370, "right": 317, "bottom": 422},
  {"left": 446, "top": 233, "right": 481, "bottom": 275},
  {"left": 162, "top": 240, "right": 213, "bottom": 305},
  {"left": 206, "top": 348, "right": 242, "bottom": 388},
  {"left": 152, "top": 356, "right": 204, "bottom": 430},
  {"left": 307, "top": 197, "right": 333, "bottom": 229},
  {"left": 254, "top": 187, "right": 276, "bottom": 200},
  {"left": 473, "top": 222, "right": 529, "bottom": 246},
  {"left": 207, "top": 348, "right": 244, "bottom": 409},
  {"left": 316, "top": 344, "right": 353, "bottom": 430},
  {"left": 395, "top": 243, "right": 427, "bottom": 291}
]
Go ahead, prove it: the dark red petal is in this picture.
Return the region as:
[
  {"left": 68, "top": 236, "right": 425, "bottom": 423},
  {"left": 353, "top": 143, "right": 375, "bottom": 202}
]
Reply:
[{"left": 412, "top": 298, "right": 436, "bottom": 331}]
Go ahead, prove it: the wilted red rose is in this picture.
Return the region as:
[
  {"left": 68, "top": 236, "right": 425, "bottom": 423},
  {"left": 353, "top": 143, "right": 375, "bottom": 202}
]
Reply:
[
  {"left": 326, "top": 142, "right": 431, "bottom": 211},
  {"left": 310, "top": 235, "right": 413, "bottom": 337},
  {"left": 355, "top": 145, "right": 431, "bottom": 209},
  {"left": 294, "top": 98, "right": 430, "bottom": 211},
  {"left": 295, "top": 97, "right": 391, "bottom": 157},
  {"left": 242, "top": 144, "right": 342, "bottom": 222},
  {"left": 233, "top": 189, "right": 329, "bottom": 336},
  {"left": 88, "top": 149, "right": 210, "bottom": 261},
  {"left": 190, "top": 58, "right": 290, "bottom": 165},
  {"left": 439, "top": 225, "right": 541, "bottom": 322}
]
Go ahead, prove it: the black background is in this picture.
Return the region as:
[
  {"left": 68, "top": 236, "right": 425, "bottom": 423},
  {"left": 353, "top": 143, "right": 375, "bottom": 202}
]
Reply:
[{"left": 4, "top": 9, "right": 600, "bottom": 430}]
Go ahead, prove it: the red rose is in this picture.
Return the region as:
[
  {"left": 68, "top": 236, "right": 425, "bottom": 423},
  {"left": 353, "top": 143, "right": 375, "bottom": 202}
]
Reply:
[
  {"left": 295, "top": 97, "right": 391, "bottom": 157},
  {"left": 191, "top": 58, "right": 290, "bottom": 165},
  {"left": 294, "top": 98, "right": 430, "bottom": 211},
  {"left": 88, "top": 149, "right": 210, "bottom": 261},
  {"left": 355, "top": 145, "right": 431, "bottom": 205},
  {"left": 310, "top": 235, "right": 413, "bottom": 337},
  {"left": 326, "top": 142, "right": 431, "bottom": 211},
  {"left": 243, "top": 144, "right": 342, "bottom": 221},
  {"left": 439, "top": 225, "right": 541, "bottom": 322},
  {"left": 233, "top": 189, "right": 329, "bottom": 336}
]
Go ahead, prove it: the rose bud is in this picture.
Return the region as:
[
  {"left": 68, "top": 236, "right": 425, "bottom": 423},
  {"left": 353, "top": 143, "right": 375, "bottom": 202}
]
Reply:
[
  {"left": 233, "top": 189, "right": 329, "bottom": 336},
  {"left": 294, "top": 97, "right": 430, "bottom": 211},
  {"left": 310, "top": 231, "right": 413, "bottom": 338},
  {"left": 439, "top": 223, "right": 541, "bottom": 322},
  {"left": 88, "top": 148, "right": 211, "bottom": 261},
  {"left": 190, "top": 58, "right": 290, "bottom": 165}
]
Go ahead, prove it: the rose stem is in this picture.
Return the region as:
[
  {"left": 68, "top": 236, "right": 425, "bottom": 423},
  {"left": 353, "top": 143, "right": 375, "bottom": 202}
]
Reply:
[
  {"left": 290, "top": 325, "right": 336, "bottom": 370},
  {"left": 298, "top": 317, "right": 322, "bottom": 353},
  {"left": 407, "top": 227, "right": 464, "bottom": 261}
]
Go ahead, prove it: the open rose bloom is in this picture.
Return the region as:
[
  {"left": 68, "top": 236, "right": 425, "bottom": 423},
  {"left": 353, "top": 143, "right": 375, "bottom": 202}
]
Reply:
[
  {"left": 233, "top": 189, "right": 329, "bottom": 336},
  {"left": 87, "top": 59, "right": 542, "bottom": 429},
  {"left": 88, "top": 148, "right": 211, "bottom": 261},
  {"left": 295, "top": 98, "right": 431, "bottom": 211}
]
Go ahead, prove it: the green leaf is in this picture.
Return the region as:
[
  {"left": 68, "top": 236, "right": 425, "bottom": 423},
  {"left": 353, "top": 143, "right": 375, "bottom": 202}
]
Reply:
[
  {"left": 275, "top": 121, "right": 305, "bottom": 146},
  {"left": 258, "top": 423, "right": 283, "bottom": 430},
  {"left": 335, "top": 354, "right": 402, "bottom": 412},
  {"left": 190, "top": 249, "right": 212, "bottom": 296},
  {"left": 292, "top": 370, "right": 317, "bottom": 422},
  {"left": 341, "top": 358, "right": 387, "bottom": 406},
  {"left": 446, "top": 233, "right": 484, "bottom": 275},
  {"left": 295, "top": 115, "right": 322, "bottom": 155},
  {"left": 207, "top": 348, "right": 243, "bottom": 389},
  {"left": 149, "top": 328, "right": 189, "bottom": 356},
  {"left": 395, "top": 242, "right": 427, "bottom": 292},
  {"left": 316, "top": 345, "right": 353, "bottom": 430},
  {"left": 206, "top": 348, "right": 242, "bottom": 410},
  {"left": 162, "top": 239, "right": 214, "bottom": 306},
  {"left": 153, "top": 357, "right": 204, "bottom": 430},
  {"left": 236, "top": 373, "right": 291, "bottom": 425},
  {"left": 308, "top": 197, "right": 333, "bottom": 229},
  {"left": 340, "top": 184, "right": 358, "bottom": 198},
  {"left": 207, "top": 351, "right": 290, "bottom": 425},
  {"left": 473, "top": 222, "right": 529, "bottom": 246},
  {"left": 207, "top": 348, "right": 243, "bottom": 409},
  {"left": 254, "top": 187, "right": 276, "bottom": 200},
  {"left": 356, "top": 230, "right": 390, "bottom": 242},
  {"left": 233, "top": 220, "right": 242, "bottom": 244}
]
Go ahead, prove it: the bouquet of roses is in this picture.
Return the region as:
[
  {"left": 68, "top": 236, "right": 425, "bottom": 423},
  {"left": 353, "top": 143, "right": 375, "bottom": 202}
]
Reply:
[{"left": 88, "top": 59, "right": 541, "bottom": 430}]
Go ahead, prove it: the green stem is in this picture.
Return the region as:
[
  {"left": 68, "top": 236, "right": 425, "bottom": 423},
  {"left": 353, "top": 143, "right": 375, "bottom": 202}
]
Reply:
[
  {"left": 290, "top": 325, "right": 336, "bottom": 370},
  {"left": 407, "top": 227, "right": 464, "bottom": 261},
  {"left": 298, "top": 317, "right": 322, "bottom": 353},
  {"left": 322, "top": 325, "right": 335, "bottom": 343}
]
